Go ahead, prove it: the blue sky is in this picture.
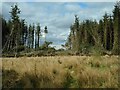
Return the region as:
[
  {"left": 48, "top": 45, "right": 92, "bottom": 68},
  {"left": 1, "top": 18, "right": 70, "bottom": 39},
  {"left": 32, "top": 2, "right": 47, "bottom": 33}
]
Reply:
[{"left": 2, "top": 2, "right": 116, "bottom": 49}]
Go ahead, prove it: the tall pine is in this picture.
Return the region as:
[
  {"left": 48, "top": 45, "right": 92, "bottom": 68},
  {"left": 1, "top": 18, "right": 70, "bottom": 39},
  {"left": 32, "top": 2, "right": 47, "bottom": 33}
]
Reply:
[{"left": 112, "top": 2, "right": 120, "bottom": 55}]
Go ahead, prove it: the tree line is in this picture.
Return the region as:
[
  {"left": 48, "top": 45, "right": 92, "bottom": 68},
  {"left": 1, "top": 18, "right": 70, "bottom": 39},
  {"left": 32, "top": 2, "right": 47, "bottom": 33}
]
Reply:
[
  {"left": 2, "top": 2, "right": 120, "bottom": 57},
  {"left": 65, "top": 2, "right": 120, "bottom": 55},
  {"left": 2, "top": 4, "right": 55, "bottom": 56}
]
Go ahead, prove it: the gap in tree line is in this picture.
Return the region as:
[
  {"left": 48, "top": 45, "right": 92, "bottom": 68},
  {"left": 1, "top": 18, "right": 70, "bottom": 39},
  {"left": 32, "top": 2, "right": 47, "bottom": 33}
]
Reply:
[{"left": 2, "top": 2, "right": 120, "bottom": 57}]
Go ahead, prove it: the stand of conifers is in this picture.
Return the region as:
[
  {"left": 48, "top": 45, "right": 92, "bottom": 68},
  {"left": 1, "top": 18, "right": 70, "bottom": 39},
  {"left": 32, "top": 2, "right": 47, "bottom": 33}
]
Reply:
[
  {"left": 2, "top": 2, "right": 120, "bottom": 57},
  {"left": 65, "top": 2, "right": 120, "bottom": 55}
]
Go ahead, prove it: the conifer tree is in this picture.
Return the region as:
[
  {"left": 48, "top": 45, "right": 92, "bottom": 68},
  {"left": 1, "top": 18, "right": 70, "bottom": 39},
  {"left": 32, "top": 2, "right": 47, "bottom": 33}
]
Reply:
[
  {"left": 98, "top": 19, "right": 104, "bottom": 46},
  {"left": 44, "top": 26, "right": 48, "bottom": 42},
  {"left": 103, "top": 13, "right": 109, "bottom": 50},
  {"left": 112, "top": 2, "right": 120, "bottom": 54},
  {"left": 31, "top": 23, "right": 35, "bottom": 48},
  {"left": 28, "top": 24, "right": 32, "bottom": 49},
  {"left": 74, "top": 15, "right": 80, "bottom": 52},
  {"left": 109, "top": 15, "right": 114, "bottom": 50},
  {"left": 9, "top": 4, "right": 21, "bottom": 56},
  {"left": 36, "top": 23, "right": 41, "bottom": 48}
]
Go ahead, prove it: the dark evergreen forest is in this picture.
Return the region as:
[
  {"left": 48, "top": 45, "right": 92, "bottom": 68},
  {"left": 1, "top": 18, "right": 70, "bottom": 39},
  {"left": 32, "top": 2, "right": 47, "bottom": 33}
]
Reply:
[{"left": 1, "top": 2, "right": 120, "bottom": 57}]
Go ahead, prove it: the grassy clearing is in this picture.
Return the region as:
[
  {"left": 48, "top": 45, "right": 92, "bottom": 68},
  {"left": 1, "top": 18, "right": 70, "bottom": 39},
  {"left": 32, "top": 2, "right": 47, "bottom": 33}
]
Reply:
[{"left": 2, "top": 56, "right": 119, "bottom": 88}]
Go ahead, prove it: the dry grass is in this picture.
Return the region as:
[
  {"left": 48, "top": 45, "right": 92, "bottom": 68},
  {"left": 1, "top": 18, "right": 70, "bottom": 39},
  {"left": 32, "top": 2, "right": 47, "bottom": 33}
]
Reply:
[{"left": 2, "top": 56, "right": 119, "bottom": 88}]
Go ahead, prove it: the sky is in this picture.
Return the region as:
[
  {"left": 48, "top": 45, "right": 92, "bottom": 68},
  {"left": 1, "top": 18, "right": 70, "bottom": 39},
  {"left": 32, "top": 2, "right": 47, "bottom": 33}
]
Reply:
[
  {"left": 1, "top": 0, "right": 119, "bottom": 2},
  {"left": 1, "top": 1, "right": 117, "bottom": 49}
]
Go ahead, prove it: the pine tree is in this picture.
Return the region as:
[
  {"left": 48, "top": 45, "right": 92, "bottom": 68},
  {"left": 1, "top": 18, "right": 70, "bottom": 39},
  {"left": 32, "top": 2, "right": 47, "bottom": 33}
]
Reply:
[
  {"left": 109, "top": 15, "right": 114, "bottom": 50},
  {"left": 9, "top": 4, "right": 21, "bottom": 56},
  {"left": 103, "top": 13, "right": 109, "bottom": 50},
  {"left": 70, "top": 25, "right": 76, "bottom": 51},
  {"left": 112, "top": 2, "right": 120, "bottom": 54},
  {"left": 24, "top": 24, "right": 28, "bottom": 47},
  {"left": 98, "top": 19, "right": 104, "bottom": 46},
  {"left": 2, "top": 17, "right": 10, "bottom": 52},
  {"left": 74, "top": 15, "right": 80, "bottom": 53},
  {"left": 28, "top": 24, "right": 32, "bottom": 49},
  {"left": 31, "top": 23, "right": 35, "bottom": 48},
  {"left": 20, "top": 19, "right": 26, "bottom": 46},
  {"left": 36, "top": 23, "right": 41, "bottom": 49},
  {"left": 44, "top": 26, "right": 48, "bottom": 42}
]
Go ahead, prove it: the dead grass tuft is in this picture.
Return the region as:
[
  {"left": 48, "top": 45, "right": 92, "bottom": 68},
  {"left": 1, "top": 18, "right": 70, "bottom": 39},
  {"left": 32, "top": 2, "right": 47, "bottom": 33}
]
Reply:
[{"left": 2, "top": 56, "right": 119, "bottom": 88}]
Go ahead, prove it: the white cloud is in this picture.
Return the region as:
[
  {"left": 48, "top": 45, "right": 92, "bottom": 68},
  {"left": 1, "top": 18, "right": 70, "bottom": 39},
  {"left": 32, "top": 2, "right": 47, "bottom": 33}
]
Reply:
[
  {"left": 65, "top": 4, "right": 81, "bottom": 12},
  {"left": 73, "top": 2, "right": 115, "bottom": 21}
]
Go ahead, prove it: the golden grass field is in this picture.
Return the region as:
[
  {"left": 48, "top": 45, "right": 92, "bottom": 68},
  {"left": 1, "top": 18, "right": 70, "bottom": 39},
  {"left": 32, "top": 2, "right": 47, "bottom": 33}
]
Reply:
[{"left": 2, "top": 56, "right": 119, "bottom": 88}]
